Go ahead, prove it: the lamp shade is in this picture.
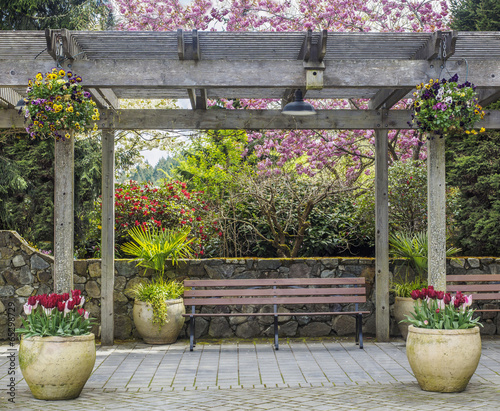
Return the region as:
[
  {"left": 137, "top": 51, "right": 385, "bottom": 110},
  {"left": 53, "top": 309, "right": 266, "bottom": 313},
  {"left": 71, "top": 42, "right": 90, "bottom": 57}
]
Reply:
[
  {"left": 15, "top": 98, "right": 26, "bottom": 110},
  {"left": 282, "top": 90, "right": 316, "bottom": 116}
]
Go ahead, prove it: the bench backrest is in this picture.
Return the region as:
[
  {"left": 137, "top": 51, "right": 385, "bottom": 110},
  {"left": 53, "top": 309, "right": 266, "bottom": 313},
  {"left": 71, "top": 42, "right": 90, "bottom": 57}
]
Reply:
[
  {"left": 183, "top": 278, "right": 366, "bottom": 306},
  {"left": 446, "top": 274, "right": 500, "bottom": 301}
]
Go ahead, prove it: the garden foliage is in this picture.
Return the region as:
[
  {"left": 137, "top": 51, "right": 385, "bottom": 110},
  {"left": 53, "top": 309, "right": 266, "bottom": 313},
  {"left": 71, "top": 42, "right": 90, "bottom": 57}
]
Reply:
[
  {"left": 112, "top": 179, "right": 218, "bottom": 256},
  {"left": 446, "top": 131, "right": 500, "bottom": 255}
]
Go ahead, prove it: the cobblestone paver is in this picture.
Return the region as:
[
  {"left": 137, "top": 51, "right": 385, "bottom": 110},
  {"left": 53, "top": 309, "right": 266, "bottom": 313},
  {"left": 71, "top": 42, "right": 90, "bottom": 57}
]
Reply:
[{"left": 1, "top": 339, "right": 500, "bottom": 410}]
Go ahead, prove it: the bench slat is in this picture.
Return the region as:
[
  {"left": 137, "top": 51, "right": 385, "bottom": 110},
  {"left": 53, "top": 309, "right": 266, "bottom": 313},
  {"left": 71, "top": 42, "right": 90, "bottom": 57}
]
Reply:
[
  {"left": 469, "top": 293, "right": 500, "bottom": 300},
  {"left": 184, "top": 278, "right": 365, "bottom": 287},
  {"left": 184, "top": 296, "right": 366, "bottom": 306},
  {"left": 447, "top": 274, "right": 500, "bottom": 282},
  {"left": 182, "top": 311, "right": 370, "bottom": 317},
  {"left": 447, "top": 284, "right": 500, "bottom": 292},
  {"left": 184, "top": 287, "right": 366, "bottom": 297}
]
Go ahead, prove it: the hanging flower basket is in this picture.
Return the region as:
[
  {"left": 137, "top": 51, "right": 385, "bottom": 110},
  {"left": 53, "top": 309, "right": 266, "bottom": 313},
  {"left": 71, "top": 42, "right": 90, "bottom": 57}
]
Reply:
[
  {"left": 20, "top": 68, "right": 99, "bottom": 141},
  {"left": 409, "top": 74, "right": 485, "bottom": 137}
]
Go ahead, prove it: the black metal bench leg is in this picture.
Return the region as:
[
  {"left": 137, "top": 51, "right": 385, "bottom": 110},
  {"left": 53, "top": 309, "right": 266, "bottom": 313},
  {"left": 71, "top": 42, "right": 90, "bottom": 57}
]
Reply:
[
  {"left": 355, "top": 315, "right": 360, "bottom": 345},
  {"left": 274, "top": 315, "right": 279, "bottom": 350},
  {"left": 358, "top": 314, "right": 363, "bottom": 349},
  {"left": 190, "top": 316, "right": 195, "bottom": 351}
]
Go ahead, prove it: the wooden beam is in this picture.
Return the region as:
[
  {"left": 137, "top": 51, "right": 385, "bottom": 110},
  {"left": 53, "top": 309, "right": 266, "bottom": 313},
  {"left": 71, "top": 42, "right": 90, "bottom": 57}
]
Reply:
[
  {"left": 369, "top": 31, "right": 458, "bottom": 110},
  {"left": 98, "top": 108, "right": 411, "bottom": 130},
  {"left": 478, "top": 89, "right": 500, "bottom": 107},
  {"left": 3, "top": 109, "right": 500, "bottom": 130},
  {"left": 101, "top": 129, "right": 115, "bottom": 346},
  {"left": 375, "top": 127, "right": 389, "bottom": 342},
  {"left": 188, "top": 88, "right": 207, "bottom": 110},
  {"left": 60, "top": 28, "right": 87, "bottom": 61},
  {"left": 0, "top": 88, "right": 24, "bottom": 108},
  {"left": 411, "top": 32, "right": 440, "bottom": 61},
  {"left": 427, "top": 132, "right": 447, "bottom": 292},
  {"left": 368, "top": 88, "right": 412, "bottom": 110},
  {"left": 177, "top": 29, "right": 185, "bottom": 60},
  {"left": 87, "top": 88, "right": 119, "bottom": 109},
  {"left": 45, "top": 28, "right": 59, "bottom": 61},
  {"left": 53, "top": 133, "right": 74, "bottom": 294},
  {"left": 98, "top": 89, "right": 119, "bottom": 109},
  {"left": 3, "top": 59, "right": 500, "bottom": 89}
]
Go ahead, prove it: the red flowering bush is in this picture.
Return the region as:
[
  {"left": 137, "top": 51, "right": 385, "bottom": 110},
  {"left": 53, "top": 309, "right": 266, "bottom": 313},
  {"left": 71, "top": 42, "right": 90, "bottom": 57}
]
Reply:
[
  {"left": 402, "top": 286, "right": 482, "bottom": 330},
  {"left": 16, "top": 290, "right": 94, "bottom": 337},
  {"left": 112, "top": 180, "right": 219, "bottom": 256}
]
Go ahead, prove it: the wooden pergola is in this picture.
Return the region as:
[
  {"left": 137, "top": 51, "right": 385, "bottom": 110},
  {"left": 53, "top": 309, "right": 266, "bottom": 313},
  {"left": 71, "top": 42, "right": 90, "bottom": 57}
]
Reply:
[{"left": 1, "top": 29, "right": 500, "bottom": 345}]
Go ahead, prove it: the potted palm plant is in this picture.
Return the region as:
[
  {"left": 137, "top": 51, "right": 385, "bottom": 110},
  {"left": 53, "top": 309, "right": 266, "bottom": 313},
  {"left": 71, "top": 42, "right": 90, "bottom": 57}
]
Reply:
[
  {"left": 121, "top": 225, "right": 193, "bottom": 344},
  {"left": 390, "top": 230, "right": 460, "bottom": 339}
]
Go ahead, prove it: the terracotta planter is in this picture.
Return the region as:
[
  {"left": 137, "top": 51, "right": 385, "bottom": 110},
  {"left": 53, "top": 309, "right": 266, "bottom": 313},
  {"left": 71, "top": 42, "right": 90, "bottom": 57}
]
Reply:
[
  {"left": 19, "top": 334, "right": 96, "bottom": 400},
  {"left": 406, "top": 325, "right": 481, "bottom": 392},
  {"left": 133, "top": 298, "right": 185, "bottom": 344},
  {"left": 393, "top": 297, "right": 416, "bottom": 340}
]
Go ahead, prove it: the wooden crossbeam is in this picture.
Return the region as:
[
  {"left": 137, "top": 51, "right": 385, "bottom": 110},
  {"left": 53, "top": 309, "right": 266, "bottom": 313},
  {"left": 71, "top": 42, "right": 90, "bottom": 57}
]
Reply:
[
  {"left": 4, "top": 108, "right": 500, "bottom": 131},
  {"left": 1, "top": 59, "right": 500, "bottom": 89}
]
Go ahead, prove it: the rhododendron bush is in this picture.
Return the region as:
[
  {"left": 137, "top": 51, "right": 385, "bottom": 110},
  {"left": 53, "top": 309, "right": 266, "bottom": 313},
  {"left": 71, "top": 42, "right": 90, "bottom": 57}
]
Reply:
[{"left": 113, "top": 180, "right": 218, "bottom": 255}]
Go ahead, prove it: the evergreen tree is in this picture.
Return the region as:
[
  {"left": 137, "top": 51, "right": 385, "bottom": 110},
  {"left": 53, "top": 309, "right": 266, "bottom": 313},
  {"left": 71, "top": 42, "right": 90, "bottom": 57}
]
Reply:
[
  {"left": 446, "top": 0, "right": 500, "bottom": 256},
  {"left": 0, "top": 0, "right": 112, "bottom": 30},
  {"left": 446, "top": 132, "right": 500, "bottom": 255},
  {"left": 450, "top": 0, "right": 500, "bottom": 31}
]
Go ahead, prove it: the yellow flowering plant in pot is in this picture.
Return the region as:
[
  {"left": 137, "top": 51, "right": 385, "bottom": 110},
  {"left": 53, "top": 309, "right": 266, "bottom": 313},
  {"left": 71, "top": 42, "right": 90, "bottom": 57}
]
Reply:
[
  {"left": 20, "top": 68, "right": 99, "bottom": 141},
  {"left": 410, "top": 74, "right": 485, "bottom": 136}
]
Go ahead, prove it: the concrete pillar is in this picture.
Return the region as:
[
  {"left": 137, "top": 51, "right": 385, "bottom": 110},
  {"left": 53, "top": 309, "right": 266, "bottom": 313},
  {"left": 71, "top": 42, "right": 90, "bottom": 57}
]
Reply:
[
  {"left": 375, "top": 129, "right": 390, "bottom": 341},
  {"left": 54, "top": 134, "right": 74, "bottom": 294},
  {"left": 427, "top": 133, "right": 447, "bottom": 291},
  {"left": 101, "top": 129, "right": 115, "bottom": 345}
]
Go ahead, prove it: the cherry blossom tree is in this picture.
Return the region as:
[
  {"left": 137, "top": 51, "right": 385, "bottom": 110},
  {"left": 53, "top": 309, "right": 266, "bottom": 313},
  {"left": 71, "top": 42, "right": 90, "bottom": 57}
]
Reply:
[{"left": 112, "top": 0, "right": 449, "bottom": 176}]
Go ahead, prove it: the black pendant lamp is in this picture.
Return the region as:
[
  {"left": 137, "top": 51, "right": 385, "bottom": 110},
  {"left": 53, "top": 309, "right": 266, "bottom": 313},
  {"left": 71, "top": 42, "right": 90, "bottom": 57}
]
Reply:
[{"left": 281, "top": 89, "right": 316, "bottom": 116}]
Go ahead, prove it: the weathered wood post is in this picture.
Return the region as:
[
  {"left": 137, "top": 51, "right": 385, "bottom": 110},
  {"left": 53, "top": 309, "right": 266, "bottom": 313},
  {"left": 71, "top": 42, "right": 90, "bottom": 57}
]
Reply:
[
  {"left": 427, "top": 133, "right": 447, "bottom": 291},
  {"left": 101, "top": 129, "right": 115, "bottom": 345},
  {"left": 54, "top": 133, "right": 74, "bottom": 293},
  {"left": 375, "top": 129, "right": 390, "bottom": 341}
]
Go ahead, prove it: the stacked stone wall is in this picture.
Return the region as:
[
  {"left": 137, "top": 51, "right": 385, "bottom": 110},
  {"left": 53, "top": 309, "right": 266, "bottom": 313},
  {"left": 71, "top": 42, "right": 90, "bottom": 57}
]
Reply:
[{"left": 1, "top": 230, "right": 499, "bottom": 340}]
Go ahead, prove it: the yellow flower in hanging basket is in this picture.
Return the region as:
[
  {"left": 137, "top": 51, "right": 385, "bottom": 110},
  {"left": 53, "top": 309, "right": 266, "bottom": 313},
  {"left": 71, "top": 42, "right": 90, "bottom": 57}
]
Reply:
[
  {"left": 410, "top": 74, "right": 485, "bottom": 137},
  {"left": 20, "top": 69, "right": 99, "bottom": 141}
]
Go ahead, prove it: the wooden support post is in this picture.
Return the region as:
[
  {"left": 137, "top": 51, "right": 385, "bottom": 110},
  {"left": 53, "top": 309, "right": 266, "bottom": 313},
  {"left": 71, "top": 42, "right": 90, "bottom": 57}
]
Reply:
[
  {"left": 427, "top": 133, "right": 447, "bottom": 291},
  {"left": 375, "top": 129, "right": 390, "bottom": 342},
  {"left": 101, "top": 129, "right": 115, "bottom": 345},
  {"left": 54, "top": 134, "right": 74, "bottom": 293}
]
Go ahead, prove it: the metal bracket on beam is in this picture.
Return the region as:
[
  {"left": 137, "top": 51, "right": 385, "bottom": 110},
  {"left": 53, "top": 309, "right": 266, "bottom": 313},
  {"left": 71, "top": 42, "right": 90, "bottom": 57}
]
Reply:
[
  {"left": 412, "top": 30, "right": 457, "bottom": 62},
  {"left": 437, "top": 30, "right": 457, "bottom": 63}
]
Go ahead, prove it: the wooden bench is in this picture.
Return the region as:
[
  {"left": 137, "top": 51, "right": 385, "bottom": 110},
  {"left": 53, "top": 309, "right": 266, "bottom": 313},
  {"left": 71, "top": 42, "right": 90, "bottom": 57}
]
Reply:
[
  {"left": 447, "top": 274, "right": 500, "bottom": 314},
  {"left": 182, "top": 278, "right": 369, "bottom": 351}
]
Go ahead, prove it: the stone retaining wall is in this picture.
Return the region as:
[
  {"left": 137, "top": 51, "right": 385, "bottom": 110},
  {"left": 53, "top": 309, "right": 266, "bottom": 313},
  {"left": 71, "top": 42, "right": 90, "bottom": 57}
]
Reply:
[{"left": 1, "top": 230, "right": 499, "bottom": 341}]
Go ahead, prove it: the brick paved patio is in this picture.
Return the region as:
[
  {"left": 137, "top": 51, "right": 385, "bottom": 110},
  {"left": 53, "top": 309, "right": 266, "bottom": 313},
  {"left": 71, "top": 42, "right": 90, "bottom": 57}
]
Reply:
[{"left": 1, "top": 338, "right": 500, "bottom": 410}]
